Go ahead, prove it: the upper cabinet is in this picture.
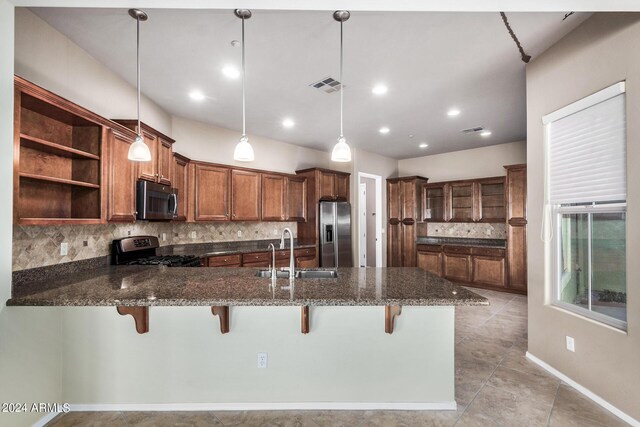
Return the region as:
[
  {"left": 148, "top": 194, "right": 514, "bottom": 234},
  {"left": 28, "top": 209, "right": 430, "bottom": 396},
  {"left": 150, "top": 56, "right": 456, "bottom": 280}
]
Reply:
[
  {"left": 172, "top": 153, "right": 190, "bottom": 221},
  {"left": 423, "top": 176, "right": 506, "bottom": 223},
  {"left": 14, "top": 76, "right": 108, "bottom": 225},
  {"left": 193, "top": 162, "right": 230, "bottom": 221},
  {"left": 261, "top": 173, "right": 286, "bottom": 221},
  {"left": 231, "top": 169, "right": 261, "bottom": 221},
  {"left": 106, "top": 128, "right": 137, "bottom": 222},
  {"left": 114, "top": 120, "right": 174, "bottom": 186},
  {"left": 285, "top": 176, "right": 307, "bottom": 222},
  {"left": 309, "top": 168, "right": 350, "bottom": 201}
]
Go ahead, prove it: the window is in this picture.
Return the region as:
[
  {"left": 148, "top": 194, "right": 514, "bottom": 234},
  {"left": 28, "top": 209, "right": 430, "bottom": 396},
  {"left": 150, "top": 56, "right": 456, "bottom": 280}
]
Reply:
[{"left": 544, "top": 82, "right": 627, "bottom": 330}]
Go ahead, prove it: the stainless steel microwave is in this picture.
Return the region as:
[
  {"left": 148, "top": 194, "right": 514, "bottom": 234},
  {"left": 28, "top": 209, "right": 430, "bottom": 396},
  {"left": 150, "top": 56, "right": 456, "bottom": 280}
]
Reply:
[{"left": 136, "top": 180, "right": 178, "bottom": 221}]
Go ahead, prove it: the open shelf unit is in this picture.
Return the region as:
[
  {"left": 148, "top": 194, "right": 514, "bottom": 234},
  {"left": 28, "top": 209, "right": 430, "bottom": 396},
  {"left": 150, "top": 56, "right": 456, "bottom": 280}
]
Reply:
[{"left": 14, "top": 77, "right": 105, "bottom": 225}]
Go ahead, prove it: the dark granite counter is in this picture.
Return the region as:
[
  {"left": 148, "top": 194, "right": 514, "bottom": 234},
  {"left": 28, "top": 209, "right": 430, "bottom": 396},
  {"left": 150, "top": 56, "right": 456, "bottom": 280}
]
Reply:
[
  {"left": 7, "top": 267, "right": 487, "bottom": 307},
  {"left": 161, "top": 239, "right": 316, "bottom": 258},
  {"left": 416, "top": 237, "right": 506, "bottom": 248}
]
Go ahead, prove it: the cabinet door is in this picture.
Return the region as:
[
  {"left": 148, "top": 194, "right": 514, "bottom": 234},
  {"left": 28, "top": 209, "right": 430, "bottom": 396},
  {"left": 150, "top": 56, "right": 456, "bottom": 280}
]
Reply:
[
  {"left": 296, "top": 257, "right": 316, "bottom": 268},
  {"left": 401, "top": 180, "right": 417, "bottom": 220},
  {"left": 261, "top": 173, "right": 286, "bottom": 221},
  {"left": 472, "top": 256, "right": 506, "bottom": 288},
  {"left": 319, "top": 171, "right": 336, "bottom": 199},
  {"left": 231, "top": 170, "right": 261, "bottom": 221},
  {"left": 286, "top": 176, "right": 307, "bottom": 222},
  {"left": 401, "top": 221, "right": 416, "bottom": 267},
  {"left": 335, "top": 174, "right": 349, "bottom": 200},
  {"left": 423, "top": 184, "right": 447, "bottom": 222},
  {"left": 506, "top": 166, "right": 527, "bottom": 221},
  {"left": 172, "top": 155, "right": 189, "bottom": 221},
  {"left": 106, "top": 129, "right": 136, "bottom": 222},
  {"left": 507, "top": 224, "right": 527, "bottom": 291},
  {"left": 478, "top": 178, "right": 505, "bottom": 222},
  {"left": 450, "top": 182, "right": 474, "bottom": 222},
  {"left": 417, "top": 251, "right": 442, "bottom": 276},
  {"left": 157, "top": 138, "right": 173, "bottom": 185},
  {"left": 194, "top": 164, "right": 230, "bottom": 221},
  {"left": 387, "top": 181, "right": 402, "bottom": 221},
  {"left": 387, "top": 221, "right": 402, "bottom": 267},
  {"left": 136, "top": 129, "right": 158, "bottom": 182},
  {"left": 443, "top": 253, "right": 472, "bottom": 282}
]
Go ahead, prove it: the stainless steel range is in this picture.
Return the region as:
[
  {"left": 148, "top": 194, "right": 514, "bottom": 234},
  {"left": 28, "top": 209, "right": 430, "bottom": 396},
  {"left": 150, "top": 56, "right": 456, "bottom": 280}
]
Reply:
[{"left": 111, "top": 236, "right": 201, "bottom": 267}]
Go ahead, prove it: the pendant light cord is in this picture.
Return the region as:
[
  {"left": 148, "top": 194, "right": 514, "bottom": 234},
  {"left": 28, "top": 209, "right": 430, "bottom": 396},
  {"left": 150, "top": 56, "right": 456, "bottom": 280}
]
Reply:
[
  {"left": 241, "top": 16, "right": 246, "bottom": 137},
  {"left": 339, "top": 19, "right": 344, "bottom": 138},
  {"left": 136, "top": 15, "right": 141, "bottom": 135}
]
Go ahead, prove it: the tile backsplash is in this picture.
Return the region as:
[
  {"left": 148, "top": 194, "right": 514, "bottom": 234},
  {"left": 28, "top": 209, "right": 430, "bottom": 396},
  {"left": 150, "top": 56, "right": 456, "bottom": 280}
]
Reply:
[
  {"left": 425, "top": 222, "right": 506, "bottom": 239},
  {"left": 12, "top": 221, "right": 297, "bottom": 271}
]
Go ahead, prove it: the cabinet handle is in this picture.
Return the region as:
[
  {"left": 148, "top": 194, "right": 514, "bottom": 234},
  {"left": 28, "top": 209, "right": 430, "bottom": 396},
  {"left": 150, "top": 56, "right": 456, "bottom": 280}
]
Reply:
[{"left": 155, "top": 173, "right": 159, "bottom": 177}]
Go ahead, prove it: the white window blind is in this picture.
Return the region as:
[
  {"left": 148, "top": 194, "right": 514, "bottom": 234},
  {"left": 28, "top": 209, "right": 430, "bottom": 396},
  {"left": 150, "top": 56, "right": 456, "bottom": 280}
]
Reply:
[{"left": 545, "top": 83, "right": 627, "bottom": 205}]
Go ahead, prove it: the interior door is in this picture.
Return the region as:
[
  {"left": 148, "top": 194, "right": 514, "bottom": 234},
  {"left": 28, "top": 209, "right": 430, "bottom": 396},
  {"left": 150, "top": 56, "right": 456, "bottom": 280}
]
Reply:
[{"left": 359, "top": 183, "right": 367, "bottom": 267}]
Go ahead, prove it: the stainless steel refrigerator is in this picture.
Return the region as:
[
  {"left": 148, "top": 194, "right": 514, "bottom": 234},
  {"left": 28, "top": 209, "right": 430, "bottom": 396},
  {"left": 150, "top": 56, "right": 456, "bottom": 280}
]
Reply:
[{"left": 319, "top": 201, "right": 353, "bottom": 268}]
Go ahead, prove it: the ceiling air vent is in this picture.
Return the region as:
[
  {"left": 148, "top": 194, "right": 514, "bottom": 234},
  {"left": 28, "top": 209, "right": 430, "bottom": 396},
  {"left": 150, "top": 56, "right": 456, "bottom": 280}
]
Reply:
[
  {"left": 460, "top": 126, "right": 485, "bottom": 134},
  {"left": 309, "top": 76, "right": 343, "bottom": 94}
]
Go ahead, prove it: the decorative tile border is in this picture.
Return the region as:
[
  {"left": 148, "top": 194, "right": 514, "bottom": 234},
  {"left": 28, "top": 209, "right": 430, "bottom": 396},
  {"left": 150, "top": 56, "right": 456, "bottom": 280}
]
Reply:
[{"left": 425, "top": 222, "right": 506, "bottom": 239}]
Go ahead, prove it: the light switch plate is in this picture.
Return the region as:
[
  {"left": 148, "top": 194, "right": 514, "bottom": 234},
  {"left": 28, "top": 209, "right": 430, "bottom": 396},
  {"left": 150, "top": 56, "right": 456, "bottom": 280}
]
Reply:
[
  {"left": 566, "top": 336, "right": 575, "bottom": 352},
  {"left": 60, "top": 242, "right": 68, "bottom": 256}
]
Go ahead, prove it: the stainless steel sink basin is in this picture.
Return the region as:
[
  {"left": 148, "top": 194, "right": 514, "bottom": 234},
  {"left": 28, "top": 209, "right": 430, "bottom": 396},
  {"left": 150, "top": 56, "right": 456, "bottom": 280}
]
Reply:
[
  {"left": 295, "top": 270, "right": 338, "bottom": 279},
  {"left": 255, "top": 270, "right": 290, "bottom": 278},
  {"left": 255, "top": 269, "right": 338, "bottom": 279}
]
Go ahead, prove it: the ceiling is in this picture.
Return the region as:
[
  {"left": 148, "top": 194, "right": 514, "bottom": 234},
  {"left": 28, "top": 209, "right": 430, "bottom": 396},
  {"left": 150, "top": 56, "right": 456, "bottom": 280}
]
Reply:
[{"left": 31, "top": 8, "right": 591, "bottom": 159}]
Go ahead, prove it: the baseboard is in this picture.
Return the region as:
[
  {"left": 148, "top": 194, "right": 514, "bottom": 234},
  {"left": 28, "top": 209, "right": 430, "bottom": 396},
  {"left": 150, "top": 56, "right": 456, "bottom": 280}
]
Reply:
[
  {"left": 32, "top": 412, "right": 59, "bottom": 427},
  {"left": 69, "top": 401, "right": 457, "bottom": 412},
  {"left": 525, "top": 352, "right": 639, "bottom": 427}
]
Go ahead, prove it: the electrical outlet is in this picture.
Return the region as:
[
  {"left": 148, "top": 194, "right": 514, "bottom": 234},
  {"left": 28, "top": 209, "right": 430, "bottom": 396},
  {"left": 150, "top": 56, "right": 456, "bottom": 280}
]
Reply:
[
  {"left": 127, "top": 230, "right": 131, "bottom": 236},
  {"left": 257, "top": 352, "right": 268, "bottom": 369},
  {"left": 162, "top": 233, "right": 167, "bottom": 242},
  {"left": 566, "top": 336, "right": 575, "bottom": 352},
  {"left": 274, "top": 228, "right": 278, "bottom": 236},
  {"left": 60, "top": 242, "right": 68, "bottom": 256},
  {"left": 237, "top": 230, "right": 242, "bottom": 238},
  {"left": 190, "top": 231, "right": 197, "bottom": 239}
]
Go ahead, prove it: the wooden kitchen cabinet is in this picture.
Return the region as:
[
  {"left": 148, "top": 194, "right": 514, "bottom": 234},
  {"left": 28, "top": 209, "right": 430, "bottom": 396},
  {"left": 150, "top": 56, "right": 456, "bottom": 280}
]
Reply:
[
  {"left": 231, "top": 169, "right": 261, "bottom": 221},
  {"left": 193, "top": 162, "right": 230, "bottom": 221},
  {"left": 172, "top": 153, "right": 190, "bottom": 221},
  {"left": 205, "top": 254, "right": 241, "bottom": 267},
  {"left": 387, "top": 176, "right": 428, "bottom": 267},
  {"left": 449, "top": 182, "right": 475, "bottom": 222},
  {"left": 443, "top": 246, "right": 472, "bottom": 282},
  {"left": 477, "top": 177, "right": 506, "bottom": 222},
  {"left": 114, "top": 120, "right": 174, "bottom": 186},
  {"left": 295, "top": 247, "right": 317, "bottom": 268},
  {"left": 417, "top": 245, "right": 443, "bottom": 275},
  {"left": 106, "top": 128, "right": 137, "bottom": 222},
  {"left": 285, "top": 176, "right": 307, "bottom": 222},
  {"left": 310, "top": 168, "right": 350, "bottom": 201},
  {"left": 422, "top": 183, "right": 448, "bottom": 222},
  {"left": 261, "top": 173, "right": 286, "bottom": 221},
  {"left": 505, "top": 164, "right": 527, "bottom": 293}
]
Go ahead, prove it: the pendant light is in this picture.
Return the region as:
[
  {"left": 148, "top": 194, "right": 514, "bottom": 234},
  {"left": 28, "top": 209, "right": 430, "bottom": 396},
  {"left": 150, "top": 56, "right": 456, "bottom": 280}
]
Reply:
[
  {"left": 127, "top": 9, "right": 152, "bottom": 162},
  {"left": 233, "top": 9, "right": 254, "bottom": 162},
  {"left": 331, "top": 10, "right": 352, "bottom": 163}
]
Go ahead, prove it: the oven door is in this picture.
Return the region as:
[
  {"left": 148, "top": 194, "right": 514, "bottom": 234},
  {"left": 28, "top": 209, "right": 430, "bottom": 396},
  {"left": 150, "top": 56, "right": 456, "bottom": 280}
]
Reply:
[{"left": 136, "top": 181, "right": 178, "bottom": 220}]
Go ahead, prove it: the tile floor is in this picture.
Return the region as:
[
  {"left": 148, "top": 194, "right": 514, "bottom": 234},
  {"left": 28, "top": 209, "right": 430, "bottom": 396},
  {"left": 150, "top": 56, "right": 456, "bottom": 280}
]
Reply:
[{"left": 47, "top": 288, "right": 629, "bottom": 426}]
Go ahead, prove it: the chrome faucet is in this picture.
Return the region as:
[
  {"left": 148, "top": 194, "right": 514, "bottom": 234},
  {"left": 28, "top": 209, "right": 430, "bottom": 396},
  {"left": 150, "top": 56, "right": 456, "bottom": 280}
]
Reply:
[
  {"left": 267, "top": 243, "right": 277, "bottom": 288},
  {"left": 280, "top": 227, "right": 295, "bottom": 282}
]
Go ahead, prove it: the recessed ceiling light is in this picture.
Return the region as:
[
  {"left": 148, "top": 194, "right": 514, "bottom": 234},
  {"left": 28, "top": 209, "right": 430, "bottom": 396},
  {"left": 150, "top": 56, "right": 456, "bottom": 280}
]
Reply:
[
  {"left": 282, "top": 118, "right": 295, "bottom": 128},
  {"left": 419, "top": 143, "right": 429, "bottom": 148},
  {"left": 480, "top": 130, "right": 492, "bottom": 137},
  {"left": 408, "top": 134, "right": 414, "bottom": 138},
  {"left": 372, "top": 84, "right": 388, "bottom": 95},
  {"left": 447, "top": 109, "right": 461, "bottom": 117},
  {"left": 222, "top": 65, "right": 240, "bottom": 79},
  {"left": 230, "top": 40, "right": 240, "bottom": 47},
  {"left": 379, "top": 127, "right": 390, "bottom": 134},
  {"left": 189, "top": 91, "right": 205, "bottom": 101}
]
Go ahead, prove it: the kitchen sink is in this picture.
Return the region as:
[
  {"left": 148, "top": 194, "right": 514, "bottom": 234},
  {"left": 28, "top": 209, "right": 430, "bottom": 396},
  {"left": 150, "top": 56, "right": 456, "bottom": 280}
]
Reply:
[
  {"left": 255, "top": 269, "right": 338, "bottom": 279},
  {"left": 295, "top": 270, "right": 338, "bottom": 279}
]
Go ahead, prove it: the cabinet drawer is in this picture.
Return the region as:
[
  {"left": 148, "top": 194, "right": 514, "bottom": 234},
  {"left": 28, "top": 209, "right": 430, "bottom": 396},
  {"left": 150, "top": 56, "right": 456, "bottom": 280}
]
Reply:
[
  {"left": 276, "top": 250, "right": 291, "bottom": 260},
  {"left": 471, "top": 247, "right": 505, "bottom": 257},
  {"left": 417, "top": 244, "right": 442, "bottom": 253},
  {"left": 242, "top": 252, "right": 271, "bottom": 264},
  {"left": 295, "top": 247, "right": 316, "bottom": 258},
  {"left": 242, "top": 260, "right": 270, "bottom": 268},
  {"left": 443, "top": 245, "right": 472, "bottom": 255},
  {"left": 207, "top": 254, "right": 242, "bottom": 267}
]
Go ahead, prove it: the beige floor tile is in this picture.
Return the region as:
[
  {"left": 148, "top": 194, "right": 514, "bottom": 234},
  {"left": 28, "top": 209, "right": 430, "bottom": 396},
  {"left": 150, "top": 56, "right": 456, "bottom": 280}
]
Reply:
[
  {"left": 486, "top": 365, "right": 560, "bottom": 406},
  {"left": 212, "top": 410, "right": 317, "bottom": 427},
  {"left": 456, "top": 336, "right": 512, "bottom": 365},
  {"left": 498, "top": 347, "right": 555, "bottom": 380},
  {"left": 360, "top": 410, "right": 459, "bottom": 427},
  {"left": 303, "top": 410, "right": 368, "bottom": 427},
  {"left": 456, "top": 384, "right": 553, "bottom": 427},
  {"left": 47, "top": 411, "right": 128, "bottom": 426},
  {"left": 122, "top": 411, "right": 222, "bottom": 426},
  {"left": 548, "top": 384, "right": 629, "bottom": 427}
]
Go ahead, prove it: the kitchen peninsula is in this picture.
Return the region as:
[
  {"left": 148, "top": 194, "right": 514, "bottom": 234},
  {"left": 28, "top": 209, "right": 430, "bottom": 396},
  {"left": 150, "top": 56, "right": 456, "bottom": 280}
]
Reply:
[{"left": 8, "top": 265, "right": 486, "bottom": 409}]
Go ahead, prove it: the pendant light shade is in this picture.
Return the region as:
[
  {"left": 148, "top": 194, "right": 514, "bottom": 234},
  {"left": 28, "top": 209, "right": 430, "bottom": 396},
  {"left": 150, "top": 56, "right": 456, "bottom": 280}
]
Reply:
[
  {"left": 331, "top": 10, "right": 352, "bottom": 163},
  {"left": 233, "top": 9, "right": 254, "bottom": 162},
  {"left": 127, "top": 8, "right": 152, "bottom": 162}
]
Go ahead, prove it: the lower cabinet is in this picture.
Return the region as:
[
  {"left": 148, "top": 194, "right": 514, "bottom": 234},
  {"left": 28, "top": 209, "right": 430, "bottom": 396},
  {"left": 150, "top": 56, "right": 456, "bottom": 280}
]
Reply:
[
  {"left": 417, "top": 244, "right": 510, "bottom": 292},
  {"left": 205, "top": 254, "right": 242, "bottom": 267},
  {"left": 204, "top": 248, "right": 317, "bottom": 269}
]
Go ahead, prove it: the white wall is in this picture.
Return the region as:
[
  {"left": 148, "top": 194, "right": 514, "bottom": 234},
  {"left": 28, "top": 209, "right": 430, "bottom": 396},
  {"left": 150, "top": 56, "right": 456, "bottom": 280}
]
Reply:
[
  {"left": 14, "top": 8, "right": 172, "bottom": 136},
  {"left": 527, "top": 13, "right": 640, "bottom": 422},
  {"left": 398, "top": 141, "right": 526, "bottom": 181},
  {"left": 0, "top": 4, "right": 63, "bottom": 427}
]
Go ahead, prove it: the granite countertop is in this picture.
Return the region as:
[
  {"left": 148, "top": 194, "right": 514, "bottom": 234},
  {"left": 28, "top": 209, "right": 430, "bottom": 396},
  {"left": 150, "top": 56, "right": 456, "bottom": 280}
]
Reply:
[
  {"left": 164, "top": 240, "right": 316, "bottom": 258},
  {"left": 7, "top": 267, "right": 487, "bottom": 307},
  {"left": 416, "top": 237, "right": 507, "bottom": 248}
]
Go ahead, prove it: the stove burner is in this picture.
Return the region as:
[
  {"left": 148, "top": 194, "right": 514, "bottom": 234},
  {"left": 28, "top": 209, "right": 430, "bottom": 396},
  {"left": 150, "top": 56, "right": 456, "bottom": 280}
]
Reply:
[{"left": 126, "top": 255, "right": 201, "bottom": 267}]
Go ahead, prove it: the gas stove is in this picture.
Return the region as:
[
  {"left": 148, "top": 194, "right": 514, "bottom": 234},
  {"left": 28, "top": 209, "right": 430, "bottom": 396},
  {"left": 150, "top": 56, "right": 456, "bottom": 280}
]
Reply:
[{"left": 111, "top": 236, "right": 201, "bottom": 267}]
